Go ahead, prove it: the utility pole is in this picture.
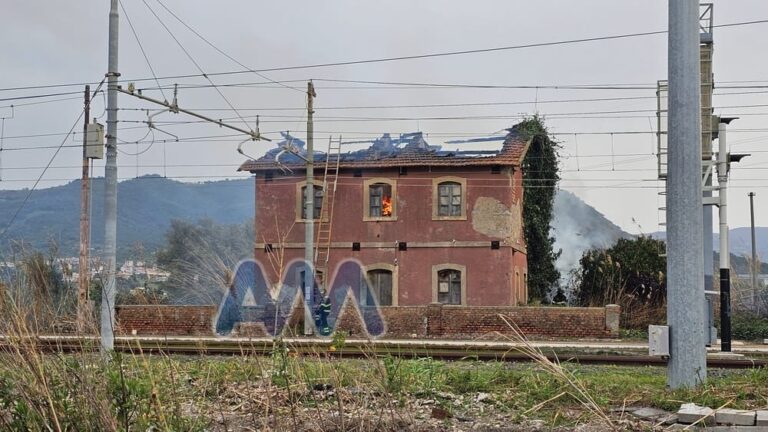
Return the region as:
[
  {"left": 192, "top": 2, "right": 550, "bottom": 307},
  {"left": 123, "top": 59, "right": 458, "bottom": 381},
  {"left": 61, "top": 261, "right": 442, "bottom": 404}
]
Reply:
[
  {"left": 749, "top": 192, "right": 758, "bottom": 313},
  {"left": 102, "top": 0, "right": 119, "bottom": 352},
  {"left": 77, "top": 85, "right": 91, "bottom": 333},
  {"left": 718, "top": 119, "right": 733, "bottom": 352},
  {"left": 667, "top": 0, "right": 707, "bottom": 388},
  {"left": 304, "top": 81, "right": 316, "bottom": 336}
]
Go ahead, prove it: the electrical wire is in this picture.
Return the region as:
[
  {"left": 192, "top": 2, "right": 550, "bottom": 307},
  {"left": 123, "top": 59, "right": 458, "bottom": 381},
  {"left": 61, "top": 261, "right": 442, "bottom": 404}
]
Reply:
[
  {"left": 141, "top": 0, "right": 255, "bottom": 131},
  {"left": 0, "top": 78, "right": 106, "bottom": 239},
  {"left": 119, "top": 0, "right": 168, "bottom": 102},
  {"left": 2, "top": 16, "right": 768, "bottom": 93},
  {"left": 153, "top": 0, "right": 303, "bottom": 94},
  {"left": 8, "top": 125, "right": 768, "bottom": 144}
]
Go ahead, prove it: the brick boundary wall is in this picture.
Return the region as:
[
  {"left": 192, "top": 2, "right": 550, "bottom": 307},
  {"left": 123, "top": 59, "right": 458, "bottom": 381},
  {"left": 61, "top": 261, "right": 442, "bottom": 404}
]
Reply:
[
  {"left": 115, "top": 305, "right": 217, "bottom": 336},
  {"left": 338, "top": 304, "right": 619, "bottom": 339},
  {"left": 116, "top": 303, "right": 620, "bottom": 339}
]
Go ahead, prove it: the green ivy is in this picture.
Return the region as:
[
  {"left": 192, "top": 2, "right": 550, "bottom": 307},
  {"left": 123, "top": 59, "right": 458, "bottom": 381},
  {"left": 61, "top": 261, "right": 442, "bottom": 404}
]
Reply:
[{"left": 518, "top": 117, "right": 562, "bottom": 302}]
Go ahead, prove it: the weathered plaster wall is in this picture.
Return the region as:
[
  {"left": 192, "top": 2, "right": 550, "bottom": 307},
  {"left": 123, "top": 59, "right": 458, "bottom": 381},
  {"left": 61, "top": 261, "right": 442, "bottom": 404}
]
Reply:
[{"left": 254, "top": 166, "right": 527, "bottom": 306}]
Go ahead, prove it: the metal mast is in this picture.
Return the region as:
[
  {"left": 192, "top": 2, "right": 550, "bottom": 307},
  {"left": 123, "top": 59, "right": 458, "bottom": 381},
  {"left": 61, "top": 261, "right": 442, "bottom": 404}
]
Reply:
[
  {"left": 667, "top": 0, "right": 707, "bottom": 388},
  {"left": 699, "top": 3, "right": 717, "bottom": 346}
]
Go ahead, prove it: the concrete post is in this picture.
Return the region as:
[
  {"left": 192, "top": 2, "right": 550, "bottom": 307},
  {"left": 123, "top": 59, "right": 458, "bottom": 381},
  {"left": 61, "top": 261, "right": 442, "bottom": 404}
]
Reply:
[
  {"left": 718, "top": 120, "right": 732, "bottom": 351},
  {"left": 303, "top": 81, "right": 316, "bottom": 336},
  {"left": 78, "top": 85, "right": 91, "bottom": 333},
  {"left": 666, "top": 0, "right": 707, "bottom": 388},
  {"left": 102, "top": 0, "right": 119, "bottom": 352},
  {"left": 749, "top": 192, "right": 758, "bottom": 314},
  {"left": 605, "top": 304, "right": 620, "bottom": 337}
]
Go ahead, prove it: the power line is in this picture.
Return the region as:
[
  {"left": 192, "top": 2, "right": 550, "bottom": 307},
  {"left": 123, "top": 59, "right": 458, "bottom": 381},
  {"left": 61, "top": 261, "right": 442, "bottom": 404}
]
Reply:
[
  {"left": 0, "top": 79, "right": 106, "bottom": 239},
  {"left": 312, "top": 78, "right": 655, "bottom": 90},
  {"left": 3, "top": 16, "right": 768, "bottom": 94},
  {"left": 140, "top": 0, "right": 254, "bottom": 131},
  {"left": 119, "top": 0, "right": 168, "bottom": 102},
  {"left": 0, "top": 90, "right": 94, "bottom": 103},
  {"left": 152, "top": 0, "right": 303, "bottom": 94},
  {"left": 8, "top": 125, "right": 768, "bottom": 143},
  {"left": 111, "top": 88, "right": 768, "bottom": 113}
]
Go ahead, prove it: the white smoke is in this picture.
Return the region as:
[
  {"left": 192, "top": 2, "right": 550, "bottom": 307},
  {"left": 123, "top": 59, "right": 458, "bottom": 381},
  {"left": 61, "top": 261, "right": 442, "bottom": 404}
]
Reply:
[{"left": 551, "top": 189, "right": 632, "bottom": 298}]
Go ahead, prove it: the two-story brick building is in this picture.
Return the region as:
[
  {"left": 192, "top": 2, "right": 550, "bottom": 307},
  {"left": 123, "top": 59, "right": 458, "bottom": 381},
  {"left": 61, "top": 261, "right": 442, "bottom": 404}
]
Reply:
[{"left": 238, "top": 126, "right": 531, "bottom": 307}]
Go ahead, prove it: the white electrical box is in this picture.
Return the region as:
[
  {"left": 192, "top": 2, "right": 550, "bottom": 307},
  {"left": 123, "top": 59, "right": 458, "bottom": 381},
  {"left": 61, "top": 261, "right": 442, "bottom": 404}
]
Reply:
[
  {"left": 85, "top": 123, "right": 104, "bottom": 159},
  {"left": 648, "top": 325, "right": 670, "bottom": 357}
]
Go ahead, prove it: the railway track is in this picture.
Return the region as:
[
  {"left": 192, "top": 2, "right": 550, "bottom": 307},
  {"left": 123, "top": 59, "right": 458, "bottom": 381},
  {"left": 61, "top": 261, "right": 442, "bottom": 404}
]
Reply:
[{"left": 1, "top": 335, "right": 765, "bottom": 369}]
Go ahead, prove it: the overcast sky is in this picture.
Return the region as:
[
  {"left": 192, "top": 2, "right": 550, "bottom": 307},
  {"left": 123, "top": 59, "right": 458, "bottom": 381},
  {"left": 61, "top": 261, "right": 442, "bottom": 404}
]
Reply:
[{"left": 1, "top": 0, "right": 767, "bottom": 234}]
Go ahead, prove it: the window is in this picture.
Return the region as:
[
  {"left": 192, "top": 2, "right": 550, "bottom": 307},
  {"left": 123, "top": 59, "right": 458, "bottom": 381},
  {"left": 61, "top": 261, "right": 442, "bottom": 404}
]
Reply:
[
  {"left": 438, "top": 182, "right": 461, "bottom": 216},
  {"left": 437, "top": 269, "right": 462, "bottom": 305},
  {"left": 369, "top": 183, "right": 393, "bottom": 218},
  {"left": 363, "top": 178, "right": 397, "bottom": 221},
  {"left": 366, "top": 269, "right": 393, "bottom": 306},
  {"left": 297, "top": 269, "right": 324, "bottom": 301},
  {"left": 432, "top": 176, "right": 467, "bottom": 220},
  {"left": 363, "top": 263, "right": 398, "bottom": 306},
  {"left": 299, "top": 184, "right": 323, "bottom": 220},
  {"left": 432, "top": 264, "right": 466, "bottom": 305}
]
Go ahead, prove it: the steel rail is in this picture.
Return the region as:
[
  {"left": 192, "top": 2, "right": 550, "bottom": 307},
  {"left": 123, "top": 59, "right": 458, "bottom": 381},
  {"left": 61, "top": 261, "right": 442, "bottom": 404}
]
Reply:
[{"left": 1, "top": 335, "right": 764, "bottom": 369}]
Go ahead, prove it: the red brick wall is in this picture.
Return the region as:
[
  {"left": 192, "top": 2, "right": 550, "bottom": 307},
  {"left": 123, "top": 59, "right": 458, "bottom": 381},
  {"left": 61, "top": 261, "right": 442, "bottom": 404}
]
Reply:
[
  {"left": 255, "top": 166, "right": 529, "bottom": 306},
  {"left": 116, "top": 304, "right": 619, "bottom": 339},
  {"left": 116, "top": 305, "right": 216, "bottom": 336},
  {"left": 365, "top": 304, "right": 618, "bottom": 339}
]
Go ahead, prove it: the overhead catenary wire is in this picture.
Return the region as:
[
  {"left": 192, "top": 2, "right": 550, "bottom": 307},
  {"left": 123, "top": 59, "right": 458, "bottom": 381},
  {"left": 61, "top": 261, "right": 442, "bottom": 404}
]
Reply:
[
  {"left": 3, "top": 16, "right": 768, "bottom": 94},
  {"left": 4, "top": 79, "right": 768, "bottom": 109},
  {"left": 7, "top": 125, "right": 768, "bottom": 144},
  {"left": 119, "top": 0, "right": 168, "bottom": 102},
  {"left": 3, "top": 175, "right": 767, "bottom": 191},
  {"left": 152, "top": 0, "right": 303, "bottom": 94},
  {"left": 139, "top": 0, "right": 254, "bottom": 131}
]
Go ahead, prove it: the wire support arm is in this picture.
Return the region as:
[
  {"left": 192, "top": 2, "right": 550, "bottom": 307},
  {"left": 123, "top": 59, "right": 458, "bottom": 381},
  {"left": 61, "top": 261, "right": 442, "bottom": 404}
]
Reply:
[{"left": 118, "top": 86, "right": 270, "bottom": 141}]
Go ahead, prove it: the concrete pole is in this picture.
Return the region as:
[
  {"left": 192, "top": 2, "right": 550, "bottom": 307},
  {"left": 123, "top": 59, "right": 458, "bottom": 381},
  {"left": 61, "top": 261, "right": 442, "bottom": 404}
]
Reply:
[
  {"left": 749, "top": 192, "right": 757, "bottom": 313},
  {"left": 718, "top": 120, "right": 731, "bottom": 351},
  {"left": 102, "top": 0, "right": 119, "bottom": 352},
  {"left": 304, "top": 81, "right": 316, "bottom": 336},
  {"left": 78, "top": 85, "right": 91, "bottom": 333},
  {"left": 667, "top": 0, "right": 707, "bottom": 388}
]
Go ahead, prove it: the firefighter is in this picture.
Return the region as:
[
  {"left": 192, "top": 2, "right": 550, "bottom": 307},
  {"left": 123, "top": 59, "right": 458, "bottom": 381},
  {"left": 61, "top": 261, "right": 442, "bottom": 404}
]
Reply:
[{"left": 318, "top": 296, "right": 332, "bottom": 336}]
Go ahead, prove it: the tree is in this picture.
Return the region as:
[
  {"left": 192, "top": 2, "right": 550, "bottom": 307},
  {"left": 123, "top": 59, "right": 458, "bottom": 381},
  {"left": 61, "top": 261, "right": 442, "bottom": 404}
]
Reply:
[
  {"left": 155, "top": 219, "right": 253, "bottom": 304},
  {"left": 573, "top": 236, "right": 666, "bottom": 309},
  {"left": 519, "top": 117, "right": 561, "bottom": 301}
]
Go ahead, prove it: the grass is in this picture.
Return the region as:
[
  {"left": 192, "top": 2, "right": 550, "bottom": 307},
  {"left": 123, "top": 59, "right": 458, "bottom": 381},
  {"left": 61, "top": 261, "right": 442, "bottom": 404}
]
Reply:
[
  {"left": 0, "top": 249, "right": 765, "bottom": 430},
  {"left": 2, "top": 348, "right": 767, "bottom": 430}
]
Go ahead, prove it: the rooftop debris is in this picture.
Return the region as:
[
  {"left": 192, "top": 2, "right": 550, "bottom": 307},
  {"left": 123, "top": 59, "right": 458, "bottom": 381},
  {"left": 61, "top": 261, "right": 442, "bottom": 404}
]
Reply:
[{"left": 239, "top": 124, "right": 530, "bottom": 173}]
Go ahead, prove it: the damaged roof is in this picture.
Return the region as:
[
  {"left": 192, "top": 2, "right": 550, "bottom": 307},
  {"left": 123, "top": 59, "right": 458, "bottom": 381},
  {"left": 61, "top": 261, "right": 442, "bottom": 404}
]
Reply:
[{"left": 238, "top": 125, "right": 531, "bottom": 173}]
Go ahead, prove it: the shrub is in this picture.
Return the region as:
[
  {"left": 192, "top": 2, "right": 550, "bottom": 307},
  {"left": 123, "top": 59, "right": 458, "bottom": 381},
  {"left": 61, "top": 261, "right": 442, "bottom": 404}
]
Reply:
[{"left": 730, "top": 314, "right": 768, "bottom": 341}]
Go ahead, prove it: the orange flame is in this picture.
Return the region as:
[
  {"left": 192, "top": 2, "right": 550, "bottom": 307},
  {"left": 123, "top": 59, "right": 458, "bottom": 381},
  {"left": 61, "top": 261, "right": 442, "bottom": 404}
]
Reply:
[{"left": 382, "top": 195, "right": 392, "bottom": 216}]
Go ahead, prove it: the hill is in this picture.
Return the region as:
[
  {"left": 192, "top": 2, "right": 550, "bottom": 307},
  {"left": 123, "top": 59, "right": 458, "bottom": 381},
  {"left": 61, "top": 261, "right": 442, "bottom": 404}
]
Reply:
[
  {"left": 0, "top": 176, "right": 254, "bottom": 259},
  {"left": 552, "top": 190, "right": 632, "bottom": 279},
  {"left": 651, "top": 228, "right": 768, "bottom": 261},
  {"left": 5, "top": 178, "right": 759, "bottom": 279}
]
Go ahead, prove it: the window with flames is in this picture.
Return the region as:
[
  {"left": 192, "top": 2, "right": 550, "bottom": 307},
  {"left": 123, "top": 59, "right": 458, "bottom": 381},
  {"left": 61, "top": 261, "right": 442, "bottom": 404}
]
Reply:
[{"left": 369, "top": 183, "right": 393, "bottom": 218}]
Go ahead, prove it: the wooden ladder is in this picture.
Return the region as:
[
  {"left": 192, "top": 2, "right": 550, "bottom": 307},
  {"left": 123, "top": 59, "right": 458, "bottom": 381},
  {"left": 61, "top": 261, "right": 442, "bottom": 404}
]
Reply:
[{"left": 314, "top": 136, "right": 342, "bottom": 291}]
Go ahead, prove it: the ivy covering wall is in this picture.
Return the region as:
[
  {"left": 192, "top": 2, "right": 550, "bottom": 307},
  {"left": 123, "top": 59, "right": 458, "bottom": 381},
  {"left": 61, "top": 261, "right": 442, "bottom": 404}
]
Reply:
[{"left": 518, "top": 117, "right": 561, "bottom": 302}]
